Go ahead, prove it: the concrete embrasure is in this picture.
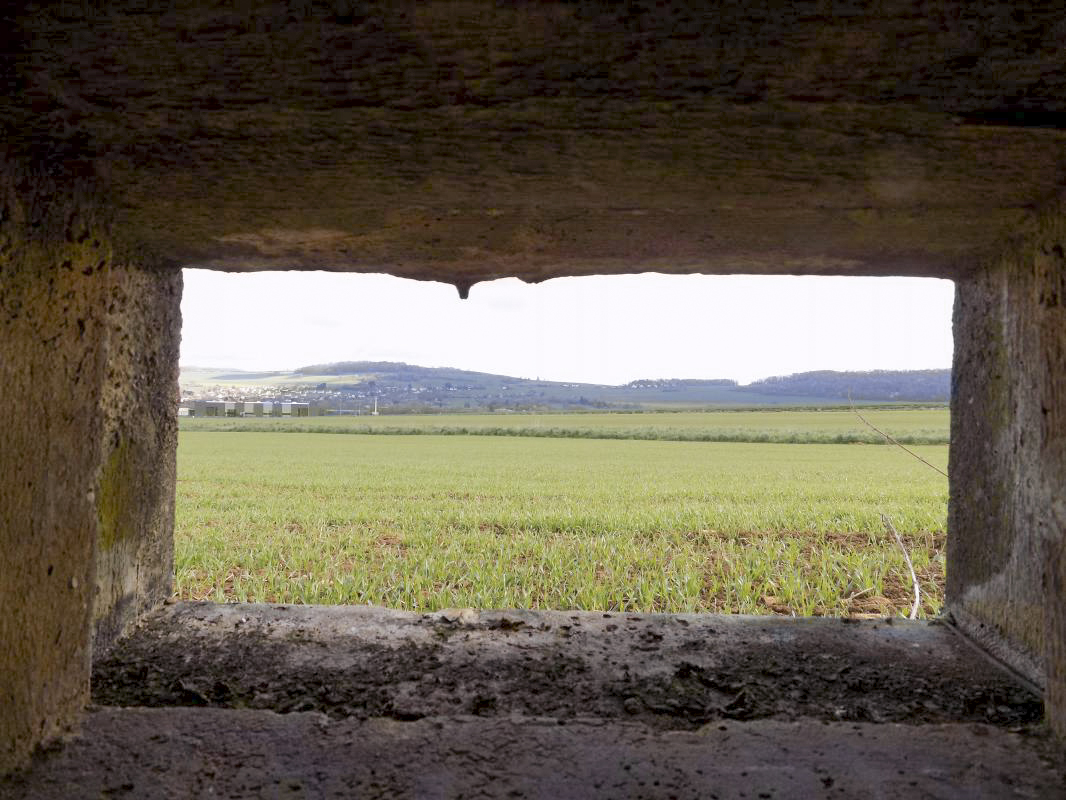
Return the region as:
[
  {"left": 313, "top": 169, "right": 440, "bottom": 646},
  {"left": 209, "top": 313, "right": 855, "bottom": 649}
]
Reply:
[
  {"left": 92, "top": 604, "right": 1041, "bottom": 728},
  {"left": 4, "top": 0, "right": 1066, "bottom": 776}
]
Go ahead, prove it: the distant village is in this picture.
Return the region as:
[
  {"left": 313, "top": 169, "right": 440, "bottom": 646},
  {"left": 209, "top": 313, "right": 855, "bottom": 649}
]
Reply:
[
  {"left": 178, "top": 369, "right": 610, "bottom": 415},
  {"left": 180, "top": 385, "right": 383, "bottom": 417},
  {"left": 178, "top": 364, "right": 952, "bottom": 417}
]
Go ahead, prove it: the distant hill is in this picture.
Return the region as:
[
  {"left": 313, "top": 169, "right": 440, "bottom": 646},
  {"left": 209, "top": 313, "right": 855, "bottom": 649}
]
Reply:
[
  {"left": 181, "top": 362, "right": 950, "bottom": 413},
  {"left": 745, "top": 369, "right": 950, "bottom": 402}
]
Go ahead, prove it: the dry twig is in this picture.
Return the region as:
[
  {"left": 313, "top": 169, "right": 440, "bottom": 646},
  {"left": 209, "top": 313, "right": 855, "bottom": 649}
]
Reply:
[
  {"left": 850, "top": 403, "right": 949, "bottom": 479},
  {"left": 843, "top": 586, "right": 875, "bottom": 604},
  {"left": 882, "top": 514, "right": 920, "bottom": 619}
]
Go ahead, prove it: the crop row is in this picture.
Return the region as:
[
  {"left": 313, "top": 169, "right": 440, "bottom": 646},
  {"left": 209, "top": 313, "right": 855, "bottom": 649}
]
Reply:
[{"left": 175, "top": 432, "right": 948, "bottom": 617}]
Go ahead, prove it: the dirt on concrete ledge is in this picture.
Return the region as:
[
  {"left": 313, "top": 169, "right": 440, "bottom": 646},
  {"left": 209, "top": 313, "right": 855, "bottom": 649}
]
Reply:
[{"left": 92, "top": 603, "right": 1042, "bottom": 730}]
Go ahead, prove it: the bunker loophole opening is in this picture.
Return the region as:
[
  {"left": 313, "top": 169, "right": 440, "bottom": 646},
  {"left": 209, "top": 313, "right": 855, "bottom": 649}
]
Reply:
[{"left": 174, "top": 272, "right": 951, "bottom": 617}]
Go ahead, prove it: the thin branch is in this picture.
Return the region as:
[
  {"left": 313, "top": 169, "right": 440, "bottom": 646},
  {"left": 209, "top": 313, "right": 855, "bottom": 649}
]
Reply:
[
  {"left": 849, "top": 398, "right": 949, "bottom": 479},
  {"left": 883, "top": 514, "right": 921, "bottom": 620},
  {"left": 843, "top": 586, "right": 875, "bottom": 604}
]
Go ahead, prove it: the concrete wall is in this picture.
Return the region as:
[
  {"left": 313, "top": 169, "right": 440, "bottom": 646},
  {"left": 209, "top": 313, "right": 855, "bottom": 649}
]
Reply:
[
  {"left": 948, "top": 203, "right": 1066, "bottom": 735},
  {"left": 0, "top": 169, "right": 181, "bottom": 772},
  {"left": 0, "top": 173, "right": 110, "bottom": 773},
  {"left": 93, "top": 263, "right": 181, "bottom": 653}
]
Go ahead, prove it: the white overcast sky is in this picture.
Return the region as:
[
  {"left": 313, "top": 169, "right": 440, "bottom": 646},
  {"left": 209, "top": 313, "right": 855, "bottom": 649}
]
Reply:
[{"left": 179, "top": 270, "right": 955, "bottom": 386}]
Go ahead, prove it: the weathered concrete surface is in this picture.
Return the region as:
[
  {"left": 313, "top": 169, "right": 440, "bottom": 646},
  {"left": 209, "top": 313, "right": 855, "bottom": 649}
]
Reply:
[
  {"left": 0, "top": 170, "right": 111, "bottom": 775},
  {"left": 93, "top": 604, "right": 1042, "bottom": 728},
  {"left": 947, "top": 203, "right": 1066, "bottom": 734},
  {"left": 7, "top": 1, "right": 1066, "bottom": 286},
  {"left": 92, "top": 264, "right": 182, "bottom": 654},
  {"left": 3, "top": 708, "right": 1064, "bottom": 800},
  {"left": 0, "top": 169, "right": 182, "bottom": 773}
]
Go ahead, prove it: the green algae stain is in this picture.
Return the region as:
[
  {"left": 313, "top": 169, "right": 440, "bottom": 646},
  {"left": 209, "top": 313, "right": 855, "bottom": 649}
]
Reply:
[{"left": 97, "top": 438, "right": 135, "bottom": 551}]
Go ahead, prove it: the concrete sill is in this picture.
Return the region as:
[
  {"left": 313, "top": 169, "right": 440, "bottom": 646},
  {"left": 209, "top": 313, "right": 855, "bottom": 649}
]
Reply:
[
  {"left": 5, "top": 604, "right": 1063, "bottom": 799},
  {"left": 92, "top": 602, "right": 1040, "bottom": 729}
]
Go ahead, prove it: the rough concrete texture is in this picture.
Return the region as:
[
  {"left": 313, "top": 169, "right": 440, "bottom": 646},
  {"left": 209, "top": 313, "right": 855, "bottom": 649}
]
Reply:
[
  {"left": 7, "top": 1, "right": 1066, "bottom": 285},
  {"left": 947, "top": 203, "right": 1066, "bottom": 735},
  {"left": 0, "top": 168, "right": 182, "bottom": 773},
  {"left": 0, "top": 169, "right": 112, "bottom": 774},
  {"left": 92, "top": 264, "right": 182, "bottom": 654},
  {"left": 6, "top": 604, "right": 1053, "bottom": 798},
  {"left": 93, "top": 604, "right": 1042, "bottom": 729},
  {"left": 3, "top": 708, "right": 1064, "bottom": 800}
]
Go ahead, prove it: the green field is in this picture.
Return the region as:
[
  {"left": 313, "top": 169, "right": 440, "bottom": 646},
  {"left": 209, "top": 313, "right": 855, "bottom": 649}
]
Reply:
[
  {"left": 175, "top": 412, "right": 949, "bottom": 618},
  {"left": 179, "top": 407, "right": 950, "bottom": 445}
]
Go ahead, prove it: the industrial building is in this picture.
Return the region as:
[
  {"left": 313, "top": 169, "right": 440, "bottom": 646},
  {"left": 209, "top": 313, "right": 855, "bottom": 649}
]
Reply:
[{"left": 182, "top": 401, "right": 317, "bottom": 417}]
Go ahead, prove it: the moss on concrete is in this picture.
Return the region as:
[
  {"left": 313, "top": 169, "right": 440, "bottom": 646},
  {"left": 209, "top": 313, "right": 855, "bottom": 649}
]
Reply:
[{"left": 97, "top": 440, "right": 134, "bottom": 552}]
